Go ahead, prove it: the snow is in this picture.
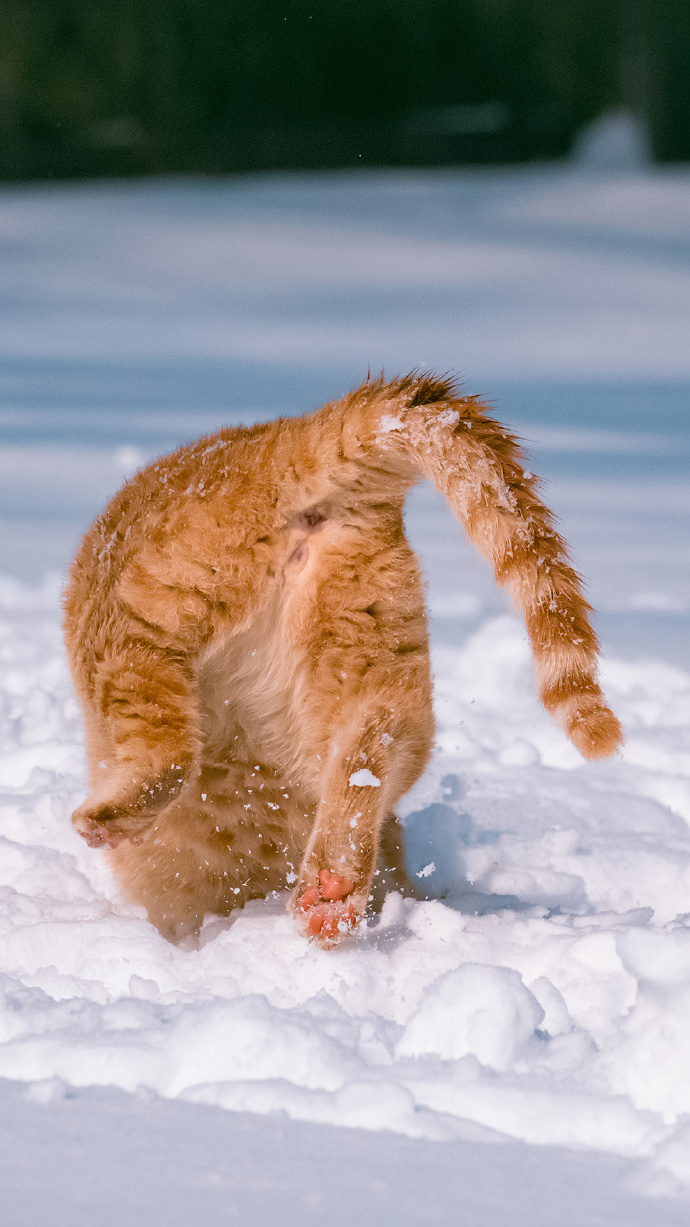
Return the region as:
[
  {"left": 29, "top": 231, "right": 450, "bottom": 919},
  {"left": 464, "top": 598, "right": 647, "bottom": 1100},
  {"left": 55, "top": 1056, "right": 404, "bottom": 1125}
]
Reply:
[
  {"left": 348, "top": 769, "right": 382, "bottom": 788},
  {"left": 572, "top": 110, "right": 653, "bottom": 171},
  {"left": 1, "top": 164, "right": 689, "bottom": 1222},
  {"left": 378, "top": 413, "right": 405, "bottom": 432}
]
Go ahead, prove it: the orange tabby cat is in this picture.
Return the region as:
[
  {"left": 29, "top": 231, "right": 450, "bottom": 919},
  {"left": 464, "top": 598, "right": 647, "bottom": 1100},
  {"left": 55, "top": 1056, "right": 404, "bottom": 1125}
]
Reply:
[{"left": 63, "top": 373, "right": 623, "bottom": 944}]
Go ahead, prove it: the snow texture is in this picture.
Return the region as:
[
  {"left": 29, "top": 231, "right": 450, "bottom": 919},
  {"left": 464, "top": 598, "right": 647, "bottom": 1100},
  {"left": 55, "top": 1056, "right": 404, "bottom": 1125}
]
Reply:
[{"left": 0, "top": 165, "right": 689, "bottom": 1223}]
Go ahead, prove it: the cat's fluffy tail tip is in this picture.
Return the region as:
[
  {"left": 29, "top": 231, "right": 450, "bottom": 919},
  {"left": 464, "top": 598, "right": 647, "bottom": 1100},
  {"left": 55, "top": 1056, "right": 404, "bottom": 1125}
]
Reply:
[{"left": 565, "top": 699, "right": 624, "bottom": 761}]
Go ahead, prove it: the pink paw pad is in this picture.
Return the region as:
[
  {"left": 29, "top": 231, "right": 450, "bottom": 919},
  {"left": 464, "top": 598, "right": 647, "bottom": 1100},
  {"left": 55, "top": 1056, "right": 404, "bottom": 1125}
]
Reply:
[
  {"left": 296, "top": 870, "right": 359, "bottom": 944},
  {"left": 77, "top": 817, "right": 127, "bottom": 850},
  {"left": 318, "top": 869, "right": 354, "bottom": 901},
  {"left": 84, "top": 827, "right": 123, "bottom": 850}
]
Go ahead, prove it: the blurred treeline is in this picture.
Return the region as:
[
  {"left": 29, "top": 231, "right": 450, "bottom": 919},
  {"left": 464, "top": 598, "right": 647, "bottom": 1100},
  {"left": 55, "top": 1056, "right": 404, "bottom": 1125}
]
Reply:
[{"left": 0, "top": 0, "right": 687, "bottom": 179}]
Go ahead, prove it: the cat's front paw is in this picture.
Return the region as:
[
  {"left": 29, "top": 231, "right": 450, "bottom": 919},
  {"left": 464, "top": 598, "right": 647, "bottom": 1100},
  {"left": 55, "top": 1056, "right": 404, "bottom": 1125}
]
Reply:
[{"left": 293, "top": 870, "right": 365, "bottom": 946}]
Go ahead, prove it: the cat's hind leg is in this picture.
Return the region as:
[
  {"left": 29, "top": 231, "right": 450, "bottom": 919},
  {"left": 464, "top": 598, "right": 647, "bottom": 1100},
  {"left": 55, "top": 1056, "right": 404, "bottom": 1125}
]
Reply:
[
  {"left": 70, "top": 622, "right": 203, "bottom": 850},
  {"left": 109, "top": 757, "right": 313, "bottom": 941},
  {"left": 291, "top": 650, "right": 434, "bottom": 945},
  {"left": 285, "top": 531, "right": 435, "bottom": 945}
]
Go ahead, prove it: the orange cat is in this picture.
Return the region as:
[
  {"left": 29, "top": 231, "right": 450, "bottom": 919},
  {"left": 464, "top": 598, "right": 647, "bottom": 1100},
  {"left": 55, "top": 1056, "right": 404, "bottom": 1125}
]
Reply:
[{"left": 63, "top": 373, "right": 623, "bottom": 944}]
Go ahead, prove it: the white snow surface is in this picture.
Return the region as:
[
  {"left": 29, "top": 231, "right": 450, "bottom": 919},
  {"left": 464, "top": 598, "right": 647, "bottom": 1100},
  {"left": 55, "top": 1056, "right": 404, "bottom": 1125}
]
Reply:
[
  {"left": 2, "top": 580, "right": 690, "bottom": 1199},
  {"left": 1, "top": 165, "right": 690, "bottom": 1219}
]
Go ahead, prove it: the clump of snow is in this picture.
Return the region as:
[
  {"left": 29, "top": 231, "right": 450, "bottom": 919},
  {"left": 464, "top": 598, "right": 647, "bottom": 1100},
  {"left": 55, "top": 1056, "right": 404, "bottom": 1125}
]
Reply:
[
  {"left": 1, "top": 579, "right": 690, "bottom": 1195},
  {"left": 348, "top": 769, "right": 381, "bottom": 788},
  {"left": 397, "top": 964, "right": 544, "bottom": 1069},
  {"left": 378, "top": 415, "right": 404, "bottom": 433},
  {"left": 416, "top": 861, "right": 436, "bottom": 879},
  {"left": 437, "top": 409, "right": 460, "bottom": 426}
]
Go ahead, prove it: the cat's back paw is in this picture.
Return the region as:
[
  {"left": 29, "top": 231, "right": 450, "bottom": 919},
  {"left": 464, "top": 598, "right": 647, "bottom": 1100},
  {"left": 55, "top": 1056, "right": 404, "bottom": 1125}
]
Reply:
[
  {"left": 293, "top": 870, "right": 365, "bottom": 946},
  {"left": 71, "top": 800, "right": 152, "bottom": 849}
]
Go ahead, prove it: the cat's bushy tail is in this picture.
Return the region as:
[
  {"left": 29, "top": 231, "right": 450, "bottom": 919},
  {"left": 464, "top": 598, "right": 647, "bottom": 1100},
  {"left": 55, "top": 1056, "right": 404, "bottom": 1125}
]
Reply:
[{"left": 338, "top": 372, "right": 623, "bottom": 760}]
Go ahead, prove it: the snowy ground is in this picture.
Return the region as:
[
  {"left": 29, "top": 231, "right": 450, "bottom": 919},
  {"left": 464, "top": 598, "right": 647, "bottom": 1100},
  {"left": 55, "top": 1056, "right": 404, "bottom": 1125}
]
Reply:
[{"left": 0, "top": 166, "right": 689, "bottom": 1223}]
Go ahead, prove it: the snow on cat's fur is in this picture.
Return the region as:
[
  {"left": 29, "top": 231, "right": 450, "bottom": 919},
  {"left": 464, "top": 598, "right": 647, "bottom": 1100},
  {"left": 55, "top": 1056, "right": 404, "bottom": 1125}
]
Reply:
[{"left": 63, "top": 373, "right": 622, "bottom": 943}]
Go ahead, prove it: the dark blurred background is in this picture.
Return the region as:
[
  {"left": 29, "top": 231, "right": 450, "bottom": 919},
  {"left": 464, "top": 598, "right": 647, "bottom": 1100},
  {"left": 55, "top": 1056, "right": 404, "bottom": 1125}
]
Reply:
[{"left": 0, "top": 0, "right": 687, "bottom": 180}]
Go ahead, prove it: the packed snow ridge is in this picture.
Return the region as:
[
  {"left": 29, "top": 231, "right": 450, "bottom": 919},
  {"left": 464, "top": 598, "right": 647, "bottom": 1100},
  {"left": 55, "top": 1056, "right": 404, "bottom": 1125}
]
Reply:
[{"left": 2, "top": 577, "right": 690, "bottom": 1197}]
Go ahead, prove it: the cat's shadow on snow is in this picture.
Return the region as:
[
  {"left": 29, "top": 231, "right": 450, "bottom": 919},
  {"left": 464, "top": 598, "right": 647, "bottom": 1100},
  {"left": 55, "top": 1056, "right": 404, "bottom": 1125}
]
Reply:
[
  {"left": 398, "top": 773, "right": 527, "bottom": 918},
  {"left": 196, "top": 774, "right": 521, "bottom": 951}
]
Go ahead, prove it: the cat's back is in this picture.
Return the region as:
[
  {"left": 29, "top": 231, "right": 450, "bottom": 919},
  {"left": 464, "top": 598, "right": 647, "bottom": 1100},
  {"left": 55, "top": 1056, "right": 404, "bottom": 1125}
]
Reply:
[
  {"left": 71, "top": 416, "right": 302, "bottom": 574},
  {"left": 63, "top": 418, "right": 296, "bottom": 658}
]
